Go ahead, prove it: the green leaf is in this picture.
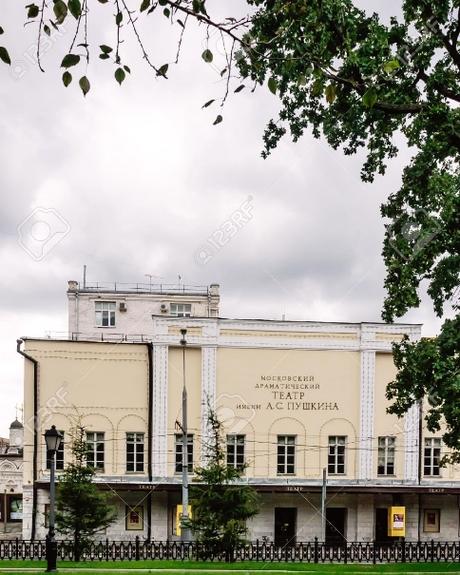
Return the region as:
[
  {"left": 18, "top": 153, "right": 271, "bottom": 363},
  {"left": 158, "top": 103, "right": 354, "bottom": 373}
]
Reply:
[
  {"left": 268, "top": 77, "right": 278, "bottom": 95},
  {"left": 325, "top": 83, "right": 337, "bottom": 104},
  {"left": 384, "top": 59, "right": 400, "bottom": 74},
  {"left": 97, "top": 0, "right": 108, "bottom": 3},
  {"left": 115, "top": 67, "right": 126, "bottom": 85},
  {"left": 163, "top": 7, "right": 170, "bottom": 17},
  {"left": 115, "top": 11, "right": 123, "bottom": 25},
  {"left": 61, "top": 53, "right": 80, "bottom": 68},
  {"left": 202, "top": 99, "right": 215, "bottom": 108},
  {"left": 234, "top": 84, "right": 245, "bottom": 93},
  {"left": 68, "top": 0, "right": 81, "bottom": 19},
  {"left": 123, "top": 65, "right": 131, "bottom": 73},
  {"left": 0, "top": 46, "right": 11, "bottom": 65},
  {"left": 99, "top": 53, "right": 110, "bottom": 60},
  {"left": 201, "top": 49, "right": 213, "bottom": 63},
  {"left": 140, "top": 0, "right": 150, "bottom": 11},
  {"left": 43, "top": 24, "right": 51, "bottom": 36},
  {"left": 0, "top": 27, "right": 4, "bottom": 35},
  {"left": 27, "top": 4, "right": 40, "bottom": 19},
  {"left": 99, "top": 44, "right": 113, "bottom": 54},
  {"left": 213, "top": 114, "right": 223, "bottom": 125},
  {"left": 311, "top": 79, "right": 323, "bottom": 97},
  {"left": 79, "top": 75, "right": 90, "bottom": 96},
  {"left": 297, "top": 75, "right": 307, "bottom": 86},
  {"left": 62, "top": 71, "right": 72, "bottom": 87},
  {"left": 362, "top": 87, "right": 378, "bottom": 108},
  {"left": 157, "top": 63, "right": 168, "bottom": 77},
  {"left": 53, "top": 0, "right": 68, "bottom": 24}
]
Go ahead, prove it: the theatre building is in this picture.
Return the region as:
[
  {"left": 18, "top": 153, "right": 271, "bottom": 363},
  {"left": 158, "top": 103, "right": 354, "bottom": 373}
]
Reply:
[{"left": 18, "top": 281, "right": 460, "bottom": 542}]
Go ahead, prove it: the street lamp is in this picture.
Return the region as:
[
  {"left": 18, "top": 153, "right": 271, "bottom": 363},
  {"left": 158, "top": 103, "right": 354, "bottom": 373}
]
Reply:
[
  {"left": 179, "top": 328, "right": 191, "bottom": 542},
  {"left": 44, "top": 425, "right": 63, "bottom": 573}
]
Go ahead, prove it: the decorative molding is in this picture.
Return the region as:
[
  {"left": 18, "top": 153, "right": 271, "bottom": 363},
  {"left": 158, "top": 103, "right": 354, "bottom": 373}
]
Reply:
[
  {"left": 404, "top": 403, "right": 420, "bottom": 482},
  {"left": 152, "top": 345, "right": 168, "bottom": 476},
  {"left": 359, "top": 350, "right": 375, "bottom": 481},
  {"left": 200, "top": 346, "right": 217, "bottom": 464},
  {"left": 151, "top": 318, "right": 421, "bottom": 353}
]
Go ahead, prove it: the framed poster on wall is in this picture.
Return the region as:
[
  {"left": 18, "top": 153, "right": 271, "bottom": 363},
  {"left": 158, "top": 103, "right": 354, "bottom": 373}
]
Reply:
[
  {"left": 423, "top": 509, "right": 440, "bottom": 533},
  {"left": 125, "top": 505, "right": 144, "bottom": 531}
]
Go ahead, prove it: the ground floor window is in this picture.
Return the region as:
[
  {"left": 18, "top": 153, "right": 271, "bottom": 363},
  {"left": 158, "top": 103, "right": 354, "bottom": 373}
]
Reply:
[{"left": 8, "top": 496, "right": 23, "bottom": 522}]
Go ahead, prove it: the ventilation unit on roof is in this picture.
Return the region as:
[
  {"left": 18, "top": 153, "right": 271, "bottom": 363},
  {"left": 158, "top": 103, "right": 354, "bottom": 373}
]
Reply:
[
  {"left": 160, "top": 303, "right": 168, "bottom": 313},
  {"left": 119, "top": 302, "right": 127, "bottom": 312}
]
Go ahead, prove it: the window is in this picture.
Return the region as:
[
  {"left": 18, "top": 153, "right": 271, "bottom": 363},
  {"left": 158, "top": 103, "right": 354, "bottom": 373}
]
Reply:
[
  {"left": 424, "top": 437, "right": 441, "bottom": 476},
  {"left": 328, "top": 436, "right": 346, "bottom": 474},
  {"left": 86, "top": 432, "right": 105, "bottom": 470},
  {"left": 170, "top": 303, "right": 191, "bottom": 317},
  {"left": 126, "top": 432, "right": 144, "bottom": 473},
  {"left": 95, "top": 301, "right": 116, "bottom": 327},
  {"left": 277, "top": 435, "right": 296, "bottom": 475},
  {"left": 377, "top": 436, "right": 395, "bottom": 475},
  {"left": 46, "top": 431, "right": 65, "bottom": 471},
  {"left": 175, "top": 434, "right": 193, "bottom": 473},
  {"left": 227, "top": 435, "right": 245, "bottom": 470},
  {"left": 8, "top": 497, "right": 23, "bottom": 522}
]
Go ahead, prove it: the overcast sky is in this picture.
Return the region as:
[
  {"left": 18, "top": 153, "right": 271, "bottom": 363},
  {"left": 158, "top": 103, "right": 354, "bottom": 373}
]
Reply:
[{"left": 0, "top": 1, "right": 446, "bottom": 436}]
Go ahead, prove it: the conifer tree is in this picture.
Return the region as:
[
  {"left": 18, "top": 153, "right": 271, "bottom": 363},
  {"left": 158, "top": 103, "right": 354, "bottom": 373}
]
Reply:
[{"left": 55, "top": 420, "right": 116, "bottom": 561}]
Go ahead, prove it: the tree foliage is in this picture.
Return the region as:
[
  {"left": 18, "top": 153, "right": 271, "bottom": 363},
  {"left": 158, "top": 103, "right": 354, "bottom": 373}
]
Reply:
[
  {"left": 56, "top": 420, "right": 116, "bottom": 560},
  {"left": 186, "top": 409, "right": 259, "bottom": 561},
  {"left": 1, "top": 1, "right": 459, "bottom": 455}
]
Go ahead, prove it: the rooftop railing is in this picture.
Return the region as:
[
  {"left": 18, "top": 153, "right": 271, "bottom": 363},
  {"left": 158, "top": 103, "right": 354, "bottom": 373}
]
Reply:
[{"left": 70, "top": 282, "right": 211, "bottom": 295}]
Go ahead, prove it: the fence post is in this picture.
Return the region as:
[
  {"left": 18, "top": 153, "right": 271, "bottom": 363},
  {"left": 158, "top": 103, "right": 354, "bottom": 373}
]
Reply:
[
  {"left": 373, "top": 541, "right": 376, "bottom": 564},
  {"left": 402, "top": 539, "right": 406, "bottom": 563},
  {"left": 135, "top": 536, "right": 140, "bottom": 561},
  {"left": 344, "top": 543, "right": 347, "bottom": 564},
  {"left": 314, "top": 537, "right": 319, "bottom": 564},
  {"left": 431, "top": 539, "right": 435, "bottom": 562},
  {"left": 256, "top": 539, "right": 259, "bottom": 562},
  {"left": 105, "top": 538, "right": 109, "bottom": 562},
  {"left": 15, "top": 538, "right": 19, "bottom": 560}
]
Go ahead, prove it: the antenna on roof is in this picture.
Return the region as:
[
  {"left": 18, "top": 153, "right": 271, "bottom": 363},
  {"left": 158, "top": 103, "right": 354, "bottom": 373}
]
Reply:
[{"left": 83, "top": 264, "right": 87, "bottom": 288}]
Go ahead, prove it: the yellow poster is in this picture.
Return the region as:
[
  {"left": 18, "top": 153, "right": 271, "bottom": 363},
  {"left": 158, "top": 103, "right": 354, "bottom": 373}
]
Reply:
[
  {"left": 388, "top": 506, "right": 406, "bottom": 537},
  {"left": 175, "top": 504, "right": 192, "bottom": 536}
]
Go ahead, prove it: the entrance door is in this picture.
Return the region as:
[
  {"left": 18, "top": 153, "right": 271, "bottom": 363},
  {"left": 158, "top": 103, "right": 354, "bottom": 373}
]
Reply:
[
  {"left": 274, "top": 507, "right": 297, "bottom": 547},
  {"left": 375, "top": 508, "right": 392, "bottom": 543},
  {"left": 325, "top": 508, "right": 347, "bottom": 546}
]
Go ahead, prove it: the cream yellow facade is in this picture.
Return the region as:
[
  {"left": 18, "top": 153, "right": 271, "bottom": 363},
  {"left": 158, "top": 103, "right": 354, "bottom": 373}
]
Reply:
[{"left": 19, "top": 316, "right": 460, "bottom": 543}]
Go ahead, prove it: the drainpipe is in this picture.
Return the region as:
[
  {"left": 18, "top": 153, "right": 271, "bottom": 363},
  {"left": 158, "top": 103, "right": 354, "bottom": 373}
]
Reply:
[
  {"left": 417, "top": 399, "right": 423, "bottom": 542},
  {"left": 146, "top": 342, "right": 153, "bottom": 540},
  {"left": 16, "top": 339, "right": 38, "bottom": 541}
]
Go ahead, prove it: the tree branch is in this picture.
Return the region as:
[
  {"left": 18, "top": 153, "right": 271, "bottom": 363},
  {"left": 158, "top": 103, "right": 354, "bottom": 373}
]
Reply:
[
  {"left": 419, "top": 70, "right": 460, "bottom": 103},
  {"left": 323, "top": 70, "right": 423, "bottom": 114}
]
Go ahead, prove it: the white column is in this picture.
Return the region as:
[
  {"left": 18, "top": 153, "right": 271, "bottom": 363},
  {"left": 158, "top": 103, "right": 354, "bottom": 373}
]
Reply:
[
  {"left": 359, "top": 350, "right": 375, "bottom": 480},
  {"left": 404, "top": 403, "right": 419, "bottom": 482},
  {"left": 200, "top": 346, "right": 217, "bottom": 463},
  {"left": 152, "top": 344, "right": 168, "bottom": 477}
]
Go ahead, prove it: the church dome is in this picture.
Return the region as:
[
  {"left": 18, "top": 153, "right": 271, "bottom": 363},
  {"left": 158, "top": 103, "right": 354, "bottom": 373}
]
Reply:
[{"left": 9, "top": 419, "right": 23, "bottom": 430}]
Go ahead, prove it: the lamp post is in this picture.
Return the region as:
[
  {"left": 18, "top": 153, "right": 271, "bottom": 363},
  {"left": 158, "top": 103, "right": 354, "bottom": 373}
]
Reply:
[
  {"left": 179, "top": 328, "right": 191, "bottom": 542},
  {"left": 44, "top": 425, "right": 63, "bottom": 573}
]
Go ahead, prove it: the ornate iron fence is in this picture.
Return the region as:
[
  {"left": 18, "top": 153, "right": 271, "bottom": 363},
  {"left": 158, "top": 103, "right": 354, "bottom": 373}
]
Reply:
[{"left": 1, "top": 538, "right": 460, "bottom": 563}]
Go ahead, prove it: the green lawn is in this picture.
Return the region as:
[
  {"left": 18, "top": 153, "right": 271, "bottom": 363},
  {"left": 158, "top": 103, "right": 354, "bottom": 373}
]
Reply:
[{"left": 1, "top": 561, "right": 460, "bottom": 573}]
